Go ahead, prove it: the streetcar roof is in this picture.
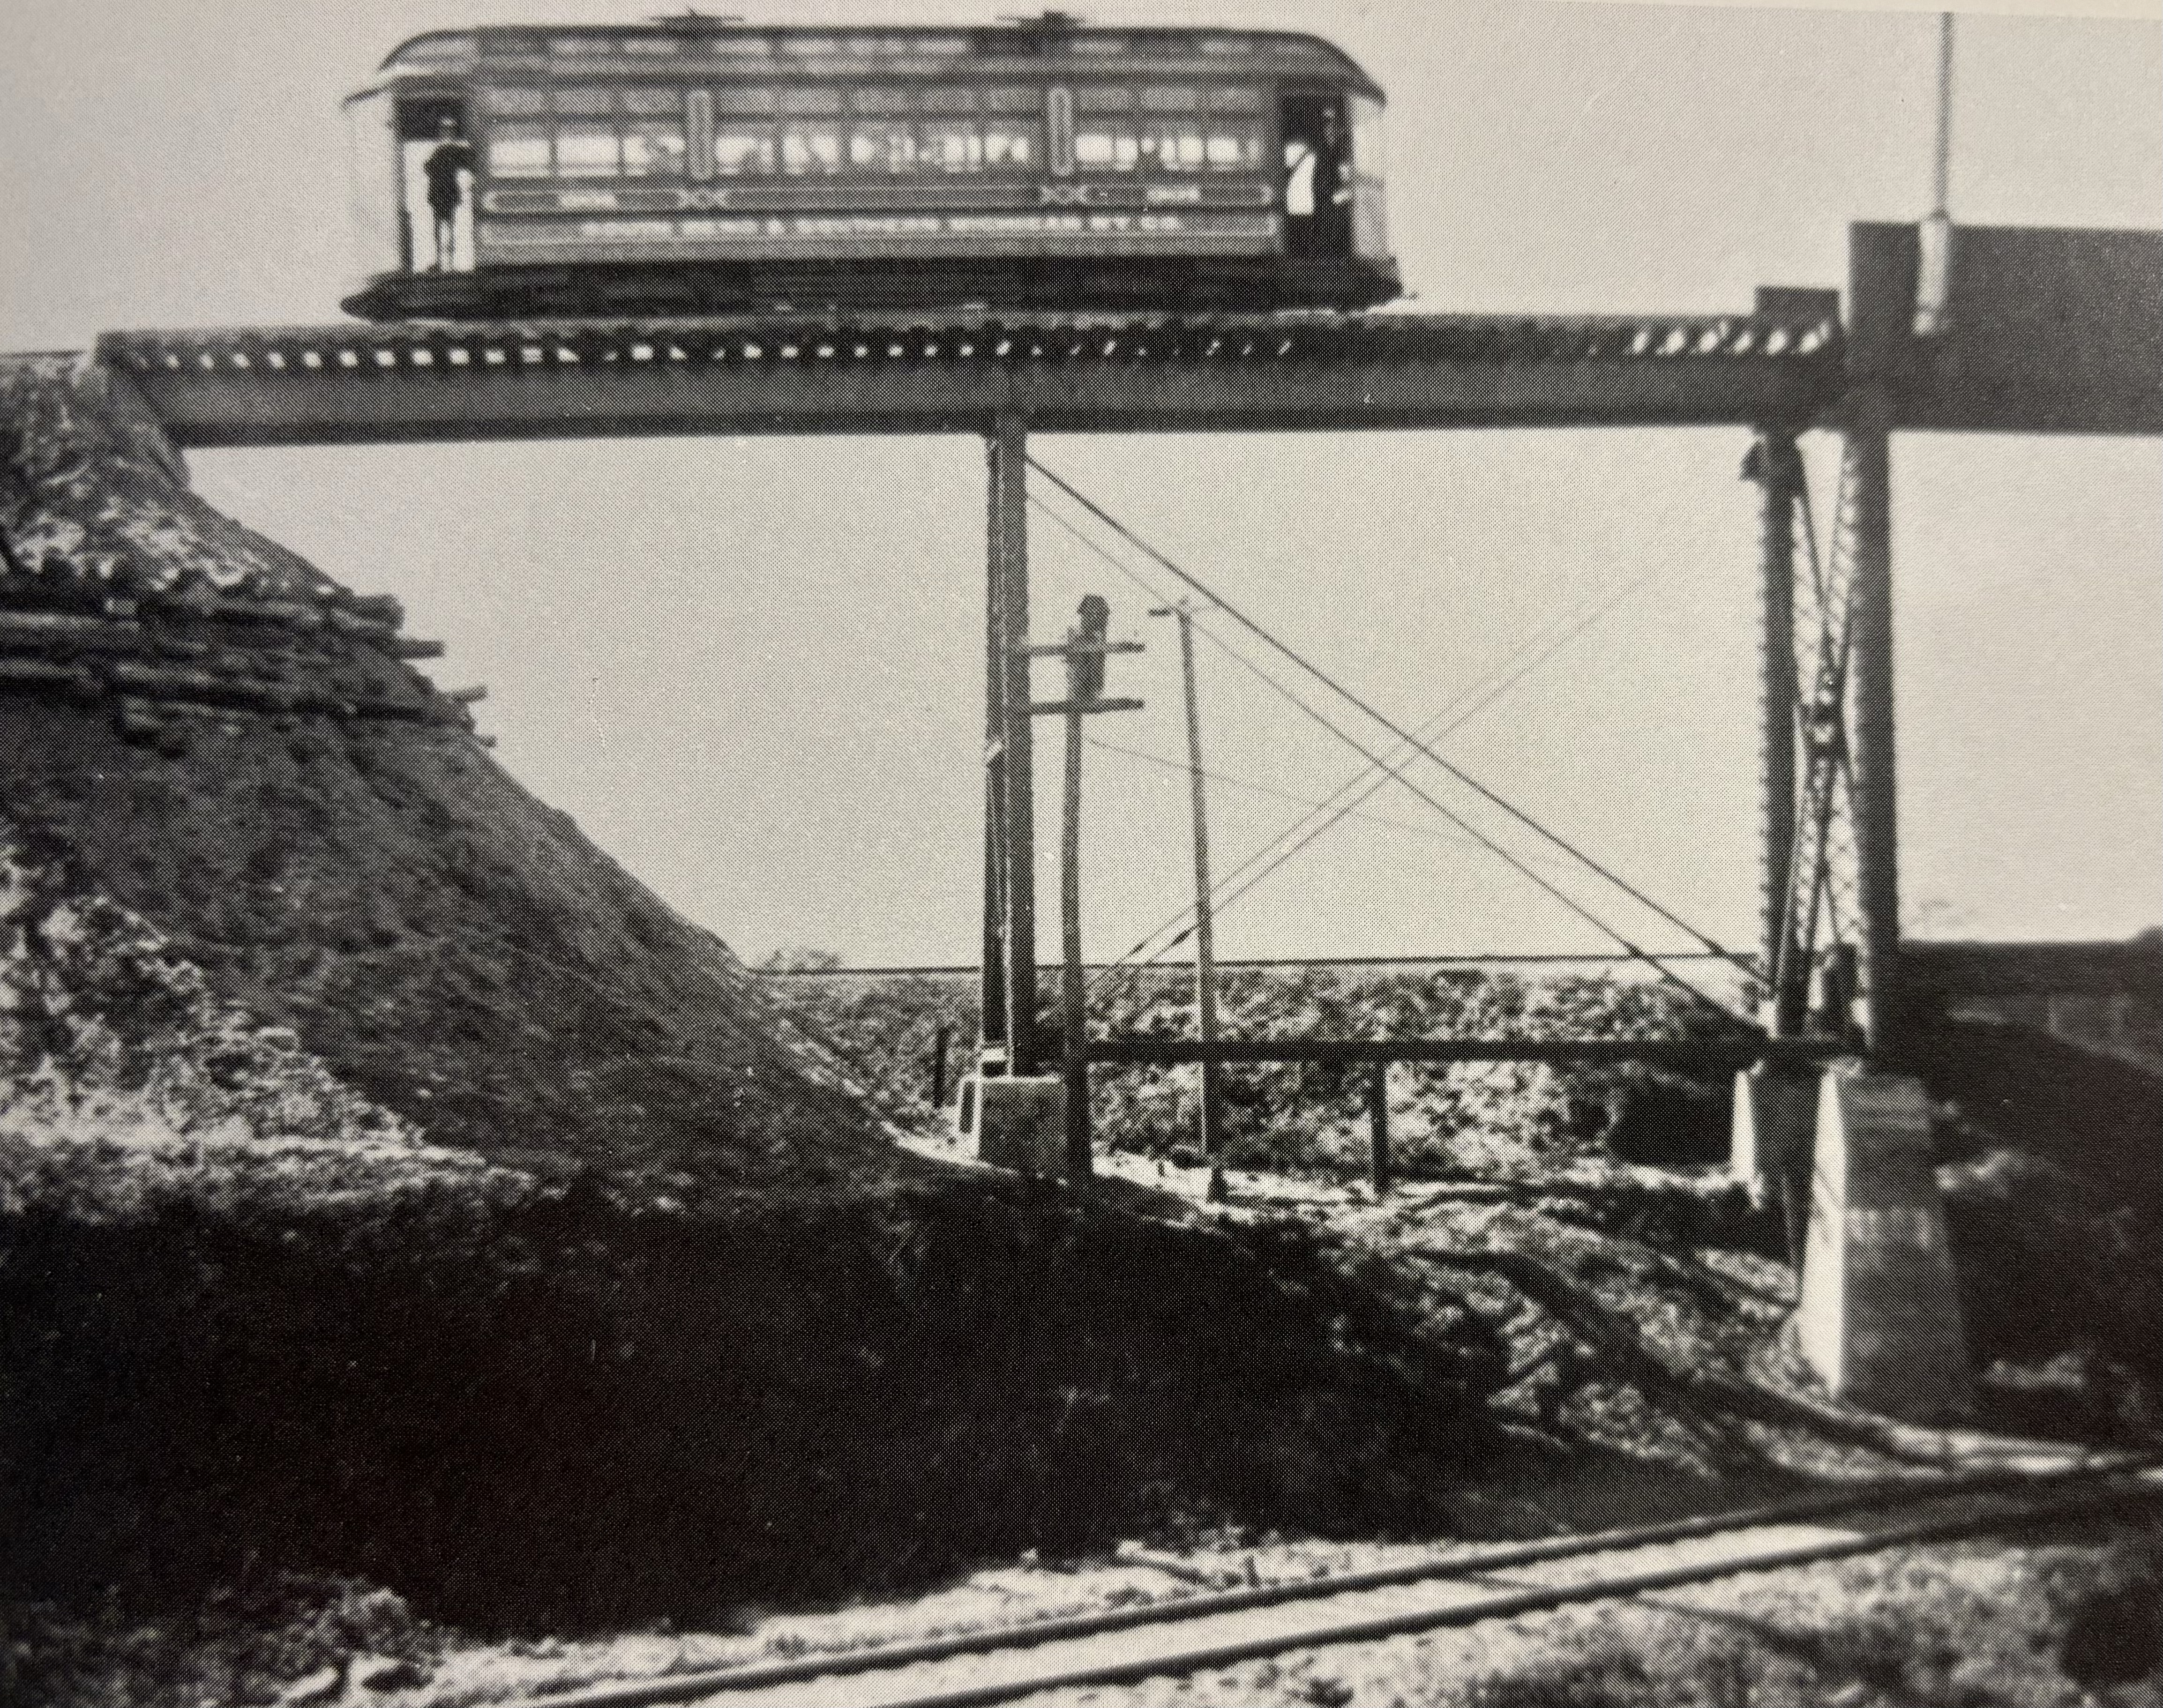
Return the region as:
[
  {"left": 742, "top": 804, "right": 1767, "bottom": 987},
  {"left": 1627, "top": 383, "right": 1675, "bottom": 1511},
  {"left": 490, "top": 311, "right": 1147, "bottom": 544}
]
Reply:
[{"left": 370, "top": 22, "right": 1381, "bottom": 97}]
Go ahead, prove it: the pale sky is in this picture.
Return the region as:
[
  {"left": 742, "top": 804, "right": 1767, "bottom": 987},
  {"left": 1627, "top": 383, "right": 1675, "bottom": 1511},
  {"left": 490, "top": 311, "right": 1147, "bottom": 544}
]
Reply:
[{"left": 4, "top": 0, "right": 2158, "bottom": 966}]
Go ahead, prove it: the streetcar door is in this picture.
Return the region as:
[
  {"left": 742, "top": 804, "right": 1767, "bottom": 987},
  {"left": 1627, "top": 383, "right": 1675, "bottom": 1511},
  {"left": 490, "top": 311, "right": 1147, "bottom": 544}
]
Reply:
[
  {"left": 396, "top": 93, "right": 476, "bottom": 274},
  {"left": 1279, "top": 92, "right": 1350, "bottom": 258}
]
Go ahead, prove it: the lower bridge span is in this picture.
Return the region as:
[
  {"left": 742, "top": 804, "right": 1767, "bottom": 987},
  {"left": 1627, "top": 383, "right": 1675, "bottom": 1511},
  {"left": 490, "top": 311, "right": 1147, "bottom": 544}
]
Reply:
[{"left": 93, "top": 302, "right": 1844, "bottom": 447}]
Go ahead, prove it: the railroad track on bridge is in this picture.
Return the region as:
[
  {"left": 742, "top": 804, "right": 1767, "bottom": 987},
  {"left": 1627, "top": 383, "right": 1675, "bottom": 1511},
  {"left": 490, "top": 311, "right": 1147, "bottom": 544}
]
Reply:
[{"left": 522, "top": 1455, "right": 2163, "bottom": 1708}]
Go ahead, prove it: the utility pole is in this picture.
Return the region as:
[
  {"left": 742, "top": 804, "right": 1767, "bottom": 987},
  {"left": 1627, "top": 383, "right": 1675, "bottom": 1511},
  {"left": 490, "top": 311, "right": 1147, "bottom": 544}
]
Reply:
[
  {"left": 1026, "top": 599, "right": 1142, "bottom": 1178},
  {"left": 1915, "top": 11, "right": 1956, "bottom": 338},
  {"left": 1152, "top": 602, "right": 1225, "bottom": 1200}
]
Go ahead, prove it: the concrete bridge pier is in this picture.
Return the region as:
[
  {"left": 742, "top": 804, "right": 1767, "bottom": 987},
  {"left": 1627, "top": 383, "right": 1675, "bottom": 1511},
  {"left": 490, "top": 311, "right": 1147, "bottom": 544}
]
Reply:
[{"left": 1796, "top": 1066, "right": 1972, "bottom": 1418}]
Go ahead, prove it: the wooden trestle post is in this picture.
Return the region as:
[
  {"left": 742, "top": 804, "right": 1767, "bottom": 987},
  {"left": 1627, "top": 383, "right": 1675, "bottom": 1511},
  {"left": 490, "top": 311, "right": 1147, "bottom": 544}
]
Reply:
[
  {"left": 1035, "top": 600, "right": 1143, "bottom": 1179},
  {"left": 1367, "top": 1061, "right": 1392, "bottom": 1197},
  {"left": 929, "top": 1021, "right": 951, "bottom": 1111},
  {"left": 1154, "top": 601, "right": 1226, "bottom": 1201},
  {"left": 1061, "top": 673, "right": 1088, "bottom": 1173}
]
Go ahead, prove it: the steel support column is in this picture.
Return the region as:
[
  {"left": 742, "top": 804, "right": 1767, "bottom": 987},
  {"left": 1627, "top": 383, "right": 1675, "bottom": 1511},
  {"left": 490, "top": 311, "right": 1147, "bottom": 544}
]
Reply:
[
  {"left": 989, "top": 413, "right": 1040, "bottom": 1074},
  {"left": 980, "top": 430, "right": 1009, "bottom": 1056},
  {"left": 1749, "top": 428, "right": 1805, "bottom": 1037},
  {"left": 1847, "top": 385, "right": 1900, "bottom": 1058}
]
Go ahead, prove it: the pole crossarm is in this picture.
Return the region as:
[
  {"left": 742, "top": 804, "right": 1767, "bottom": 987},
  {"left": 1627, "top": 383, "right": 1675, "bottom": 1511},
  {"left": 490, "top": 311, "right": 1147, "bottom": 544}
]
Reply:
[
  {"left": 1018, "top": 640, "right": 1147, "bottom": 658},
  {"left": 1029, "top": 696, "right": 1145, "bottom": 717},
  {"left": 92, "top": 307, "right": 1844, "bottom": 447}
]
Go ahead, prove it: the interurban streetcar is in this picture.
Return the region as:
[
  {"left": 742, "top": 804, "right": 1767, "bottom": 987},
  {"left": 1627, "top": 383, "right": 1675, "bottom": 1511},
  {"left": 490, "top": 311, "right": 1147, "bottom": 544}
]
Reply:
[{"left": 341, "top": 15, "right": 1400, "bottom": 318}]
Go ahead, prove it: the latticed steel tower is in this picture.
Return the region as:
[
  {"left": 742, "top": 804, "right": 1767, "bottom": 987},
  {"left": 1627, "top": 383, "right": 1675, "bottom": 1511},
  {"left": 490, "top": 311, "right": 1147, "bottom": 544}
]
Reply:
[{"left": 1749, "top": 428, "right": 1869, "bottom": 1046}]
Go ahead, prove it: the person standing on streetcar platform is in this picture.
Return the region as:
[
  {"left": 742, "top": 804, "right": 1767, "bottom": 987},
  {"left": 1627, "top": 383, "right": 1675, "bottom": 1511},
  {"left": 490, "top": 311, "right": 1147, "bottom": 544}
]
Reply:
[{"left": 423, "top": 116, "right": 475, "bottom": 273}]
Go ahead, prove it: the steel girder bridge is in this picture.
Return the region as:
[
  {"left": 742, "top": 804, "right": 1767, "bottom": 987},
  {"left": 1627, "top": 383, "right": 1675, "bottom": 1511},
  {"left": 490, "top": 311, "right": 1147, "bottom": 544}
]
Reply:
[{"left": 91, "top": 221, "right": 2163, "bottom": 1081}]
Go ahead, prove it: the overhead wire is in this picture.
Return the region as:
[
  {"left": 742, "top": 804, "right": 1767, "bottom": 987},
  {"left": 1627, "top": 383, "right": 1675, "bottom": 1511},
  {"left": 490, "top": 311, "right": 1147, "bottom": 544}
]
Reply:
[
  {"left": 1028, "top": 454, "right": 1754, "bottom": 979},
  {"left": 1034, "top": 487, "right": 1727, "bottom": 1012},
  {"left": 1027, "top": 487, "right": 1755, "bottom": 1024},
  {"left": 1079, "top": 732, "right": 1574, "bottom": 862},
  {"left": 1123, "top": 556, "right": 1670, "bottom": 974},
  {"left": 1034, "top": 495, "right": 1567, "bottom": 970}
]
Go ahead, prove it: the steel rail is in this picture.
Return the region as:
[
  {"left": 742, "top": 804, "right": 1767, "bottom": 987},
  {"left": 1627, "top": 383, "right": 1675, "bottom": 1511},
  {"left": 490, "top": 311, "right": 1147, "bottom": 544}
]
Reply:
[{"left": 519, "top": 1454, "right": 2160, "bottom": 1708}]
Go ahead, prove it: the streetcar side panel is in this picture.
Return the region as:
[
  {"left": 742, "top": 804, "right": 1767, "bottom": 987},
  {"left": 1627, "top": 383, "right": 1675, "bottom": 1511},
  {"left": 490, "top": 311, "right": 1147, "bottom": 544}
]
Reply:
[{"left": 465, "top": 64, "right": 1281, "bottom": 269}]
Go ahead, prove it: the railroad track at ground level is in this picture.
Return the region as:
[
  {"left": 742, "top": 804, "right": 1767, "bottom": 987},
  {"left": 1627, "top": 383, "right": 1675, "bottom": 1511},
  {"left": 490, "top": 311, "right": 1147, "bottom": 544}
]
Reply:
[{"left": 526, "top": 1456, "right": 2163, "bottom": 1708}]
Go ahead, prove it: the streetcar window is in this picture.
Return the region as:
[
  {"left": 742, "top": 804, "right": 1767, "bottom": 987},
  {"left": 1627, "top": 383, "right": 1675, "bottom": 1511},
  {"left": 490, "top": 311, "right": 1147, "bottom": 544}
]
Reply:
[
  {"left": 983, "top": 120, "right": 1041, "bottom": 169},
  {"left": 623, "top": 120, "right": 689, "bottom": 175},
  {"left": 778, "top": 87, "right": 845, "bottom": 116},
  {"left": 480, "top": 86, "right": 547, "bottom": 117},
  {"left": 848, "top": 120, "right": 916, "bottom": 173},
  {"left": 712, "top": 124, "right": 775, "bottom": 174},
  {"left": 852, "top": 86, "right": 912, "bottom": 114},
  {"left": 714, "top": 86, "right": 778, "bottom": 116},
  {"left": 1075, "top": 85, "right": 1131, "bottom": 113},
  {"left": 1139, "top": 85, "right": 1200, "bottom": 112},
  {"left": 486, "top": 123, "right": 552, "bottom": 177},
  {"left": 983, "top": 86, "right": 1040, "bottom": 114},
  {"left": 1206, "top": 86, "right": 1262, "bottom": 113},
  {"left": 1205, "top": 125, "right": 1262, "bottom": 170},
  {"left": 920, "top": 119, "right": 983, "bottom": 173},
  {"left": 780, "top": 121, "right": 843, "bottom": 173},
  {"left": 622, "top": 87, "right": 684, "bottom": 116},
  {"left": 1144, "top": 120, "right": 1205, "bottom": 171},
  {"left": 556, "top": 122, "right": 621, "bottom": 175},
  {"left": 553, "top": 85, "right": 615, "bottom": 117},
  {"left": 1073, "top": 122, "right": 1138, "bottom": 171},
  {"left": 919, "top": 86, "right": 978, "bottom": 114},
  {"left": 1349, "top": 92, "right": 1385, "bottom": 181}
]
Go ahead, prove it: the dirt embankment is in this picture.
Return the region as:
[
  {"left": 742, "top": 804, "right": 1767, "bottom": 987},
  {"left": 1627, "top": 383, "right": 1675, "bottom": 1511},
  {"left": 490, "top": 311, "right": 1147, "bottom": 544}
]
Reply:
[
  {"left": 1, "top": 352, "right": 897, "bottom": 1201},
  {"left": 0, "top": 355, "right": 1510, "bottom": 1652}
]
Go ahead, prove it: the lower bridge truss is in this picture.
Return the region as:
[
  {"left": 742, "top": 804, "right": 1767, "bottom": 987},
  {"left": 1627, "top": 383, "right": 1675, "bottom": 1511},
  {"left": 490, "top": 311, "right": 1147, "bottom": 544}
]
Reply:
[{"left": 97, "top": 305, "right": 1844, "bottom": 448}]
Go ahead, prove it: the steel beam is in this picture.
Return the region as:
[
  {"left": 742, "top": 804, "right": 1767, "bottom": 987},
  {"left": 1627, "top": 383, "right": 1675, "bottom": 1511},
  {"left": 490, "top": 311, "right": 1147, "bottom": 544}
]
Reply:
[
  {"left": 980, "top": 429, "right": 1009, "bottom": 1057},
  {"left": 1849, "top": 223, "right": 2163, "bottom": 435},
  {"left": 94, "top": 311, "right": 1842, "bottom": 448},
  {"left": 1747, "top": 428, "right": 1805, "bottom": 1037},
  {"left": 1847, "top": 383, "right": 1900, "bottom": 1058},
  {"left": 990, "top": 413, "right": 1039, "bottom": 1075},
  {"left": 1899, "top": 939, "right": 2163, "bottom": 1003},
  {"left": 1088, "top": 1036, "right": 1839, "bottom": 1069}
]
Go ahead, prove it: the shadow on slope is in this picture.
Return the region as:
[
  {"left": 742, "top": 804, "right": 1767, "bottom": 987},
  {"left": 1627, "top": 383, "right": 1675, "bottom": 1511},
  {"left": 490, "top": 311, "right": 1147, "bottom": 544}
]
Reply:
[{"left": 1, "top": 1173, "right": 1503, "bottom": 1631}]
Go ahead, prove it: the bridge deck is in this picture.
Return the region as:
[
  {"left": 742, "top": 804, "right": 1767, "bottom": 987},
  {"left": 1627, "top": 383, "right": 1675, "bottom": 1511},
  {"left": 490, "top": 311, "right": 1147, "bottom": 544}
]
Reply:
[{"left": 95, "top": 307, "right": 1844, "bottom": 448}]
